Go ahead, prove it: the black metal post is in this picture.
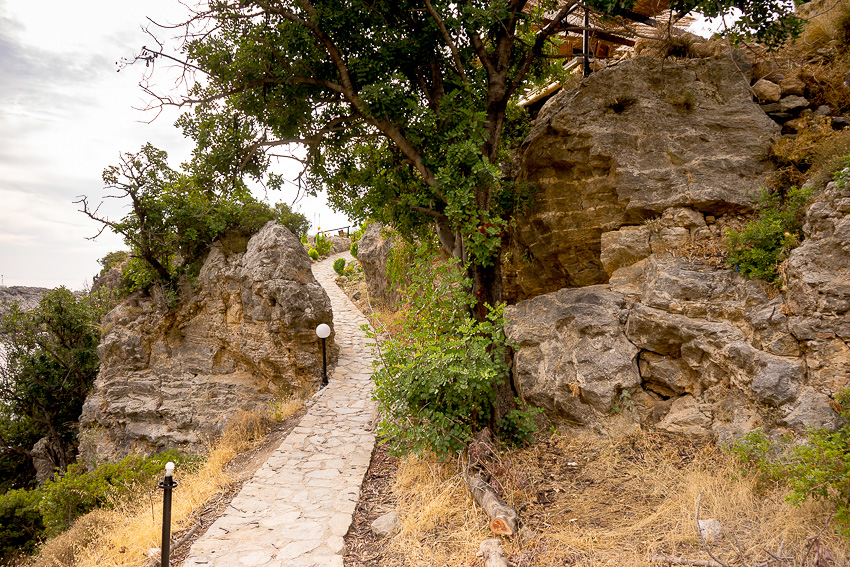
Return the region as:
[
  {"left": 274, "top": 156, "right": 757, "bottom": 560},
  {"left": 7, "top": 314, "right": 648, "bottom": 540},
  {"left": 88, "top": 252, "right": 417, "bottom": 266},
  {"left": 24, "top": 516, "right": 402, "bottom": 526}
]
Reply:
[
  {"left": 583, "top": 5, "right": 590, "bottom": 77},
  {"left": 159, "top": 465, "right": 177, "bottom": 567},
  {"left": 321, "top": 337, "right": 328, "bottom": 387}
]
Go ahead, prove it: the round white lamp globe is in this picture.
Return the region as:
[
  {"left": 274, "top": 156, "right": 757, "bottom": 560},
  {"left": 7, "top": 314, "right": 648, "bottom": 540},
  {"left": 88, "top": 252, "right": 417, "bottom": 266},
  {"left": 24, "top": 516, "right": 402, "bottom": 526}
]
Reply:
[
  {"left": 316, "top": 323, "right": 331, "bottom": 339},
  {"left": 165, "top": 462, "right": 175, "bottom": 477}
]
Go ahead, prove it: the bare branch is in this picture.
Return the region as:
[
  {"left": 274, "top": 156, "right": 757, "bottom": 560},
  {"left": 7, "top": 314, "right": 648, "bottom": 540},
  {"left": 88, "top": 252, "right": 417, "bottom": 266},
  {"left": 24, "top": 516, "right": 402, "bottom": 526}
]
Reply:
[{"left": 424, "top": 0, "right": 469, "bottom": 85}]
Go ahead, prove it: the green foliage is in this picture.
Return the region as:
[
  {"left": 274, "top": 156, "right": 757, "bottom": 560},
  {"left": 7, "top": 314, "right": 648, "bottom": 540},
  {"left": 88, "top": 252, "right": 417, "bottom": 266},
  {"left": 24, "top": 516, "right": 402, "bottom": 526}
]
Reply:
[
  {"left": 342, "top": 260, "right": 363, "bottom": 280},
  {"left": 314, "top": 232, "right": 332, "bottom": 257},
  {"left": 97, "top": 251, "right": 129, "bottom": 276},
  {"left": 725, "top": 185, "right": 814, "bottom": 284},
  {"left": 370, "top": 246, "right": 511, "bottom": 458},
  {"left": 731, "top": 391, "right": 850, "bottom": 534},
  {"left": 349, "top": 240, "right": 358, "bottom": 258},
  {"left": 332, "top": 257, "right": 346, "bottom": 275},
  {"left": 273, "top": 202, "right": 310, "bottom": 238},
  {"left": 666, "top": 0, "right": 804, "bottom": 49},
  {"left": 497, "top": 403, "right": 543, "bottom": 448},
  {"left": 81, "top": 144, "right": 301, "bottom": 295},
  {"left": 0, "top": 288, "right": 103, "bottom": 482},
  {"left": 308, "top": 248, "right": 319, "bottom": 261},
  {"left": 0, "top": 488, "right": 44, "bottom": 561},
  {"left": 39, "top": 450, "right": 191, "bottom": 537}
]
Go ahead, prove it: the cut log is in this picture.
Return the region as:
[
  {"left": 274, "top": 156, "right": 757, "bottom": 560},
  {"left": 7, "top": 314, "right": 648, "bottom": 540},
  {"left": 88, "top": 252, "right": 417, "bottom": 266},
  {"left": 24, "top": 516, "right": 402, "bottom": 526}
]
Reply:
[
  {"left": 477, "top": 539, "right": 515, "bottom": 567},
  {"left": 468, "top": 475, "right": 518, "bottom": 536}
]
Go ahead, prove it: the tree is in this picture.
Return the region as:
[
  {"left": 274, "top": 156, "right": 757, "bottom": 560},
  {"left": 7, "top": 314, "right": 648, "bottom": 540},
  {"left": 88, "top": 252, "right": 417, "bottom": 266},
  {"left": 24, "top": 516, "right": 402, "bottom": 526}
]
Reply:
[
  {"left": 134, "top": 0, "right": 802, "bottom": 425},
  {"left": 78, "top": 144, "right": 309, "bottom": 293},
  {"left": 0, "top": 289, "right": 103, "bottom": 480},
  {"left": 137, "top": 0, "right": 802, "bottom": 308}
]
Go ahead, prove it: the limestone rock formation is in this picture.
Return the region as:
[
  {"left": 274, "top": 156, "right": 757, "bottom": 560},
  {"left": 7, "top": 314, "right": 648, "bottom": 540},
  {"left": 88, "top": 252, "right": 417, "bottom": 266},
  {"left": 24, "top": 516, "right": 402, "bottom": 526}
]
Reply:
[
  {"left": 505, "top": 255, "right": 824, "bottom": 438},
  {"left": 357, "top": 223, "right": 400, "bottom": 307},
  {"left": 507, "top": 55, "right": 780, "bottom": 300},
  {"left": 80, "top": 222, "right": 336, "bottom": 461},
  {"left": 0, "top": 286, "right": 50, "bottom": 317},
  {"left": 785, "top": 173, "right": 850, "bottom": 395}
]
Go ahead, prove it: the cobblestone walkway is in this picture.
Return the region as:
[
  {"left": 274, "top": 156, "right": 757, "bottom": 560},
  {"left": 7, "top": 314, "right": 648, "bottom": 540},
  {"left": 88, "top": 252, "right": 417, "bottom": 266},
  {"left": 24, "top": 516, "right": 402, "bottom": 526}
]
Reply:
[{"left": 183, "top": 252, "right": 377, "bottom": 567}]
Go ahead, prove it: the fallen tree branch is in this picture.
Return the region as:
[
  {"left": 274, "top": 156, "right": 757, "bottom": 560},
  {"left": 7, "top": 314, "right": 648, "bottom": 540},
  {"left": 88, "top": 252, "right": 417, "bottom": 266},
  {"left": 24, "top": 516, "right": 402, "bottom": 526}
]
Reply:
[
  {"left": 477, "top": 539, "right": 515, "bottom": 567},
  {"left": 468, "top": 475, "right": 518, "bottom": 536},
  {"left": 695, "top": 492, "right": 731, "bottom": 567},
  {"left": 650, "top": 556, "right": 724, "bottom": 567}
]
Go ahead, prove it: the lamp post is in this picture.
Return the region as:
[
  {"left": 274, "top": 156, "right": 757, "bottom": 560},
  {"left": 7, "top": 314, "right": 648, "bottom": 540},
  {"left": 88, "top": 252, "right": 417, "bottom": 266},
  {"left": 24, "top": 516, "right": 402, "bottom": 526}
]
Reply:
[
  {"left": 159, "top": 462, "right": 177, "bottom": 567},
  {"left": 316, "top": 323, "right": 330, "bottom": 387}
]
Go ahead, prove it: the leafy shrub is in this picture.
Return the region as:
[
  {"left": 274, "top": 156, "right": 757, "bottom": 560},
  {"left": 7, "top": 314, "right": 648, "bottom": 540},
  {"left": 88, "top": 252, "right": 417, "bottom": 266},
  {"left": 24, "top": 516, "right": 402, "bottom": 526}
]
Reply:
[
  {"left": 314, "top": 232, "right": 332, "bottom": 256},
  {"left": 725, "top": 185, "right": 814, "bottom": 284},
  {"left": 39, "top": 450, "right": 190, "bottom": 536},
  {"left": 273, "top": 201, "right": 310, "bottom": 238},
  {"left": 350, "top": 240, "right": 358, "bottom": 257},
  {"left": 731, "top": 390, "right": 850, "bottom": 534},
  {"left": 333, "top": 257, "right": 346, "bottom": 275},
  {"left": 0, "top": 489, "right": 44, "bottom": 561},
  {"left": 342, "top": 260, "right": 363, "bottom": 280},
  {"left": 308, "top": 248, "right": 319, "bottom": 261},
  {"left": 370, "top": 246, "right": 512, "bottom": 458},
  {"left": 97, "top": 251, "right": 129, "bottom": 276},
  {"left": 497, "top": 404, "right": 543, "bottom": 447}
]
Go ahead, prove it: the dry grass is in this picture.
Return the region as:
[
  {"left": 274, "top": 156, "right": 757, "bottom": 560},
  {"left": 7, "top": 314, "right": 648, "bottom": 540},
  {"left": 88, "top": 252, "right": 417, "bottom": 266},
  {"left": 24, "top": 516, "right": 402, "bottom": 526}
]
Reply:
[
  {"left": 27, "top": 410, "right": 279, "bottom": 567},
  {"left": 384, "top": 422, "right": 849, "bottom": 567}
]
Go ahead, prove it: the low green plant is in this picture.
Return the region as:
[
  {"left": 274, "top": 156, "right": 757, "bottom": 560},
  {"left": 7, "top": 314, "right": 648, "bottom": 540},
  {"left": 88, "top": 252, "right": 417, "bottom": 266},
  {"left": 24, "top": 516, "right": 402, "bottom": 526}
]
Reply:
[
  {"left": 349, "top": 240, "right": 358, "bottom": 257},
  {"left": 333, "top": 257, "right": 346, "bottom": 275},
  {"left": 342, "top": 260, "right": 363, "bottom": 280},
  {"left": 39, "top": 450, "right": 191, "bottom": 537},
  {"left": 725, "top": 185, "right": 814, "bottom": 284},
  {"left": 0, "top": 488, "right": 44, "bottom": 561},
  {"left": 731, "top": 389, "right": 850, "bottom": 534},
  {"left": 308, "top": 248, "right": 319, "bottom": 261},
  {"left": 370, "top": 245, "right": 513, "bottom": 458},
  {"left": 314, "top": 232, "right": 332, "bottom": 256},
  {"left": 497, "top": 403, "right": 543, "bottom": 447}
]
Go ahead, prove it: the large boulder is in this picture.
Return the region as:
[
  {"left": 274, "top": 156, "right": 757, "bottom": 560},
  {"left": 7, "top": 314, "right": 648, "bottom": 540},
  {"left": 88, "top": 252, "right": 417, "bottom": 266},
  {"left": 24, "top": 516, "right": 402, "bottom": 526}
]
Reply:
[
  {"left": 506, "top": 55, "right": 780, "bottom": 300},
  {"left": 505, "top": 286, "right": 640, "bottom": 423},
  {"left": 506, "top": 256, "right": 818, "bottom": 437},
  {"left": 357, "top": 223, "right": 400, "bottom": 307},
  {"left": 79, "top": 222, "right": 336, "bottom": 462}
]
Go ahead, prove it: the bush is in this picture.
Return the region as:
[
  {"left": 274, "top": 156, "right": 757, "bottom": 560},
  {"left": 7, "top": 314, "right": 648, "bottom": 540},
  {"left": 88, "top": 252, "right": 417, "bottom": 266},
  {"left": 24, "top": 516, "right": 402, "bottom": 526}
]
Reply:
[
  {"left": 731, "top": 390, "right": 850, "bottom": 534},
  {"left": 725, "top": 185, "right": 814, "bottom": 284},
  {"left": 39, "top": 450, "right": 190, "bottom": 537},
  {"left": 315, "top": 232, "right": 332, "bottom": 256},
  {"left": 0, "top": 489, "right": 44, "bottom": 561},
  {"left": 370, "top": 245, "right": 512, "bottom": 458},
  {"left": 333, "top": 257, "right": 346, "bottom": 275},
  {"left": 350, "top": 240, "right": 358, "bottom": 257},
  {"left": 308, "top": 248, "right": 319, "bottom": 261}
]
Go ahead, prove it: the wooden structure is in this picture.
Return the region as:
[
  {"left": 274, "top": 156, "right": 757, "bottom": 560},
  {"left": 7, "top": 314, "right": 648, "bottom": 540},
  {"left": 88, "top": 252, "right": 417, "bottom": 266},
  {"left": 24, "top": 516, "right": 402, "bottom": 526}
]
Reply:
[{"left": 519, "top": 0, "right": 694, "bottom": 109}]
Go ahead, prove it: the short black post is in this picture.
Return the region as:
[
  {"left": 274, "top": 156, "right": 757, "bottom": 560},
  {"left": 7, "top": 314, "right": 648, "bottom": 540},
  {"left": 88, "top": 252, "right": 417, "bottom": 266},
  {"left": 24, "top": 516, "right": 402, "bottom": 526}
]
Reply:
[
  {"left": 321, "top": 337, "right": 328, "bottom": 387},
  {"left": 159, "top": 462, "right": 177, "bottom": 567}
]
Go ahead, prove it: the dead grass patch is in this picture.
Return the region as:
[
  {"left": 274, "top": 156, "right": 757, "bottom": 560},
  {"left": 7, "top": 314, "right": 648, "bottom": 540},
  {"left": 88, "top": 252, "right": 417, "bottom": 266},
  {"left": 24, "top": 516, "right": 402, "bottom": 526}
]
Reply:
[
  {"left": 381, "top": 424, "right": 848, "bottom": 567},
  {"left": 26, "top": 409, "right": 286, "bottom": 567}
]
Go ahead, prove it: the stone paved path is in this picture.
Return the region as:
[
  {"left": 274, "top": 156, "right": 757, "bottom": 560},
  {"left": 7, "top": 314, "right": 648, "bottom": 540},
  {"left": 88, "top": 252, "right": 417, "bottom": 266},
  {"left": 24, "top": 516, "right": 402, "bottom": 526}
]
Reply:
[{"left": 183, "top": 252, "right": 377, "bottom": 567}]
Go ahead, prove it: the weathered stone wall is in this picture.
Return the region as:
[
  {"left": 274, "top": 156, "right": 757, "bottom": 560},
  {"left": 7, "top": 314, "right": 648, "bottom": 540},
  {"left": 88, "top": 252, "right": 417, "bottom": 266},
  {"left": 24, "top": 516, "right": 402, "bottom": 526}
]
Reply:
[
  {"left": 507, "top": 55, "right": 780, "bottom": 301},
  {"left": 79, "top": 222, "right": 337, "bottom": 462},
  {"left": 356, "top": 223, "right": 400, "bottom": 307}
]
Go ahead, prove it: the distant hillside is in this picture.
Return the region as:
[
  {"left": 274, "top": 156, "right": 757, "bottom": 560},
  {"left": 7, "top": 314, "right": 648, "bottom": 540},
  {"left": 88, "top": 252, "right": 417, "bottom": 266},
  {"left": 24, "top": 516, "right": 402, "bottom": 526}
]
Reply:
[{"left": 0, "top": 286, "right": 50, "bottom": 318}]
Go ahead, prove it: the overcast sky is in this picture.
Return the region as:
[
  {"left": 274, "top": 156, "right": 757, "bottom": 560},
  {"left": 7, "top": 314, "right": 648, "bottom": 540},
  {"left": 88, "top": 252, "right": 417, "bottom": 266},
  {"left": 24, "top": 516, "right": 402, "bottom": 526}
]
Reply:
[{"left": 0, "top": 0, "right": 347, "bottom": 290}]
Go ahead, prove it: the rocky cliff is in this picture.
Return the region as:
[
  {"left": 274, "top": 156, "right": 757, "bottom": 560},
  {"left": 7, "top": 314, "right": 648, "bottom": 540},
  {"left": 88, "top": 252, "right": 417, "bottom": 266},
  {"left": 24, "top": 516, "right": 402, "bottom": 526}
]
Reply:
[
  {"left": 506, "top": 55, "right": 779, "bottom": 301},
  {"left": 504, "top": 52, "right": 850, "bottom": 439},
  {"left": 79, "top": 222, "right": 337, "bottom": 461}
]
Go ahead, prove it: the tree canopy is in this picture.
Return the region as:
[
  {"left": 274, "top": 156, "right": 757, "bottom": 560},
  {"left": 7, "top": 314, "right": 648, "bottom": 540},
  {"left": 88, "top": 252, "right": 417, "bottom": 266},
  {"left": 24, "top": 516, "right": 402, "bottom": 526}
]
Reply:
[
  {"left": 137, "top": 0, "right": 802, "bottom": 310},
  {"left": 0, "top": 288, "right": 105, "bottom": 487}
]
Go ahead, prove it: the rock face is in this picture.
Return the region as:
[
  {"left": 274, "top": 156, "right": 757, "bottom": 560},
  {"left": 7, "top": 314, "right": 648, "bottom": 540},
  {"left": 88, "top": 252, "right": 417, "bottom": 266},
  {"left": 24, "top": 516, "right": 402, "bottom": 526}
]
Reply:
[
  {"left": 785, "top": 173, "right": 850, "bottom": 396},
  {"left": 0, "top": 286, "right": 50, "bottom": 317},
  {"left": 506, "top": 253, "right": 835, "bottom": 441},
  {"left": 357, "top": 223, "right": 400, "bottom": 307},
  {"left": 80, "top": 222, "right": 336, "bottom": 461},
  {"left": 507, "top": 55, "right": 780, "bottom": 301}
]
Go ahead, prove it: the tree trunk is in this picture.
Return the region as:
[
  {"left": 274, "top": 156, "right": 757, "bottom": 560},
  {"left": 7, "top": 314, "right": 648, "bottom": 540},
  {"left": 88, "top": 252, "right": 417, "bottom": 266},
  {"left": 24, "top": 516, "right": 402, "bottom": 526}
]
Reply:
[{"left": 468, "top": 474, "right": 518, "bottom": 536}]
